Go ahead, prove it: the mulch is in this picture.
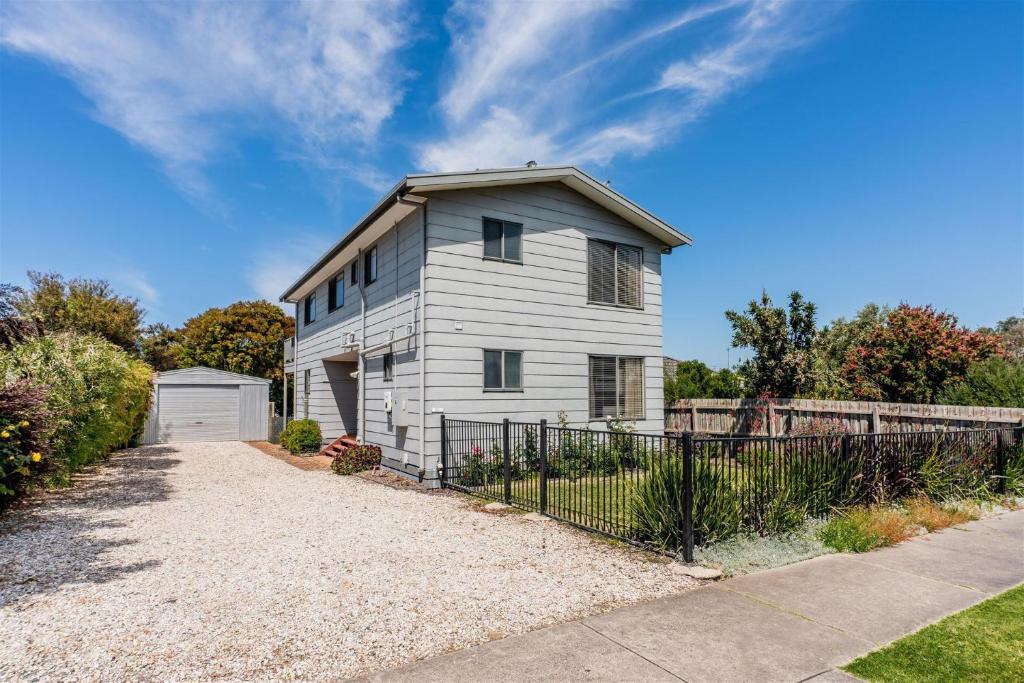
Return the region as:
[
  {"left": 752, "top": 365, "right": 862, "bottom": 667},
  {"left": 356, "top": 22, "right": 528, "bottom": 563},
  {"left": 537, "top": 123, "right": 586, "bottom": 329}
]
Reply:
[{"left": 245, "top": 441, "right": 332, "bottom": 472}]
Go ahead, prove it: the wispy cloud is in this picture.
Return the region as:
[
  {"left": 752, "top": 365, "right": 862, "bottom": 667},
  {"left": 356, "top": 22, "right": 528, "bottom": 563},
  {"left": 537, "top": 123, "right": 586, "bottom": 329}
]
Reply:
[
  {"left": 115, "top": 269, "right": 160, "bottom": 306},
  {"left": 1, "top": 0, "right": 412, "bottom": 200},
  {"left": 420, "top": 0, "right": 843, "bottom": 172},
  {"left": 245, "top": 234, "right": 334, "bottom": 310}
]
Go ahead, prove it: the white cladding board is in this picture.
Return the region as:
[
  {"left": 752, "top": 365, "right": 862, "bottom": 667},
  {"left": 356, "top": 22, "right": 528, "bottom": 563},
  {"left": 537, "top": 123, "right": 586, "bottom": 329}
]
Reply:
[{"left": 157, "top": 384, "right": 240, "bottom": 442}]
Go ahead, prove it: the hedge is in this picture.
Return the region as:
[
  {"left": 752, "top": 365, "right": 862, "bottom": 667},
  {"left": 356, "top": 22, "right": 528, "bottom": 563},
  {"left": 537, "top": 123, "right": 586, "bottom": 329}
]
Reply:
[{"left": 0, "top": 332, "right": 152, "bottom": 492}]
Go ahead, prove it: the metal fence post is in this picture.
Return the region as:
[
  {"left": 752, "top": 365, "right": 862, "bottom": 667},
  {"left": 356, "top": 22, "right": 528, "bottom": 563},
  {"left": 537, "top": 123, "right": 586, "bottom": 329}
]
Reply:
[
  {"left": 439, "top": 414, "right": 447, "bottom": 487},
  {"left": 995, "top": 428, "right": 1006, "bottom": 494},
  {"left": 682, "top": 433, "right": 694, "bottom": 563},
  {"left": 539, "top": 419, "right": 548, "bottom": 515},
  {"left": 502, "top": 418, "right": 511, "bottom": 504}
]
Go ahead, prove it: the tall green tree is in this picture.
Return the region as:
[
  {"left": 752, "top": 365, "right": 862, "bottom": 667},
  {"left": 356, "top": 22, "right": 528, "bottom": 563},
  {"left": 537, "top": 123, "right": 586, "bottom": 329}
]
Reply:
[
  {"left": 810, "top": 304, "right": 888, "bottom": 399},
  {"left": 842, "top": 304, "right": 1003, "bottom": 403},
  {"left": 725, "top": 290, "right": 817, "bottom": 397},
  {"left": 14, "top": 272, "right": 144, "bottom": 354},
  {"left": 140, "top": 323, "right": 180, "bottom": 372},
  {"left": 664, "top": 360, "right": 743, "bottom": 402},
  {"left": 174, "top": 301, "right": 294, "bottom": 409}
]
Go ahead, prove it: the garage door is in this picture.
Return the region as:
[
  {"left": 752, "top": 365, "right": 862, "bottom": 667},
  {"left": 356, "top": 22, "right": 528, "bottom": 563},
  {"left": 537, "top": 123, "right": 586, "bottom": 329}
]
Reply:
[{"left": 157, "top": 384, "right": 240, "bottom": 442}]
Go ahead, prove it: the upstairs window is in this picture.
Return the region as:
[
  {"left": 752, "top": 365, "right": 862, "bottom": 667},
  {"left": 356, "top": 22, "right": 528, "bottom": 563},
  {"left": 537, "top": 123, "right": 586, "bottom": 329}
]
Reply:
[
  {"left": 589, "top": 355, "right": 644, "bottom": 420},
  {"left": 328, "top": 272, "right": 344, "bottom": 312},
  {"left": 588, "top": 240, "right": 642, "bottom": 308},
  {"left": 482, "top": 217, "right": 523, "bottom": 263},
  {"left": 303, "top": 293, "right": 316, "bottom": 325},
  {"left": 364, "top": 246, "right": 378, "bottom": 286},
  {"left": 483, "top": 349, "right": 523, "bottom": 391},
  {"left": 383, "top": 351, "right": 394, "bottom": 382},
  {"left": 350, "top": 260, "right": 359, "bottom": 286}
]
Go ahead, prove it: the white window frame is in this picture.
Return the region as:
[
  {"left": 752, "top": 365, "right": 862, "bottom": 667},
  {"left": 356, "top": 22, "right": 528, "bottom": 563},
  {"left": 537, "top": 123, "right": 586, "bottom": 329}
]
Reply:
[
  {"left": 482, "top": 217, "right": 524, "bottom": 264},
  {"left": 483, "top": 349, "right": 524, "bottom": 392},
  {"left": 586, "top": 239, "right": 644, "bottom": 310},
  {"left": 588, "top": 355, "right": 645, "bottom": 421}
]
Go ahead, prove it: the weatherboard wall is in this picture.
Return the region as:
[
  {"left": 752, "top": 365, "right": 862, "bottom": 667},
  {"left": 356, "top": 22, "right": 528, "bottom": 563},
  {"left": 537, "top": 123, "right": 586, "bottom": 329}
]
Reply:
[{"left": 418, "top": 182, "right": 667, "bottom": 477}]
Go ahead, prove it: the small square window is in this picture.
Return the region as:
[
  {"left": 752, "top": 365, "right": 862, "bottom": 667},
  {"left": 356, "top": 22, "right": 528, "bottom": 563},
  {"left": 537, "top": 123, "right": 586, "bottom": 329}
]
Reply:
[
  {"left": 383, "top": 351, "right": 394, "bottom": 382},
  {"left": 481, "top": 217, "right": 523, "bottom": 264},
  {"left": 483, "top": 349, "right": 523, "bottom": 391},
  {"left": 364, "top": 246, "right": 378, "bottom": 286}
]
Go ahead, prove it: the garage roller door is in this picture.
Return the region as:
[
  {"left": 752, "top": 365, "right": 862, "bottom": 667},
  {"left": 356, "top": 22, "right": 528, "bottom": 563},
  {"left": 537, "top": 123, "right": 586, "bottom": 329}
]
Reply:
[{"left": 157, "top": 384, "right": 240, "bottom": 442}]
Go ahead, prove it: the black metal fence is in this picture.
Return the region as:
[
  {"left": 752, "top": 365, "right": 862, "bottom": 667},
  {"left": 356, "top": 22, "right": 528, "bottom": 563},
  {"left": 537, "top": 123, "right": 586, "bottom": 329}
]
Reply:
[{"left": 440, "top": 416, "right": 1023, "bottom": 561}]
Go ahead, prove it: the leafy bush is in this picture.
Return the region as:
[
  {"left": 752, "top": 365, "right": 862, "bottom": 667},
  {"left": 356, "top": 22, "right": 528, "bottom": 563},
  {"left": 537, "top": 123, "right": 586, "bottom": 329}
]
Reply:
[
  {"left": 280, "top": 419, "right": 321, "bottom": 454},
  {"left": 939, "top": 356, "right": 1024, "bottom": 408},
  {"left": 818, "top": 505, "right": 912, "bottom": 553},
  {"left": 0, "top": 332, "right": 151, "bottom": 485},
  {"left": 788, "top": 418, "right": 849, "bottom": 437},
  {"left": 331, "top": 444, "right": 382, "bottom": 475},
  {"left": 842, "top": 304, "right": 1003, "bottom": 403},
  {"left": 0, "top": 380, "right": 54, "bottom": 505}
]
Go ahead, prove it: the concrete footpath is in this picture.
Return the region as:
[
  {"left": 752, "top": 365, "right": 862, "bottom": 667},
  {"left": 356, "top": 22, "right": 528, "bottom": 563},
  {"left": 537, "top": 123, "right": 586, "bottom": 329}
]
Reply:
[{"left": 362, "top": 511, "right": 1024, "bottom": 683}]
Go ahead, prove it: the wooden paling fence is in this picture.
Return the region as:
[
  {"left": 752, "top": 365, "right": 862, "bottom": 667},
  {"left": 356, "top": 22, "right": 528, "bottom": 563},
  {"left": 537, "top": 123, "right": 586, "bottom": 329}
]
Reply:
[{"left": 666, "top": 398, "right": 1024, "bottom": 436}]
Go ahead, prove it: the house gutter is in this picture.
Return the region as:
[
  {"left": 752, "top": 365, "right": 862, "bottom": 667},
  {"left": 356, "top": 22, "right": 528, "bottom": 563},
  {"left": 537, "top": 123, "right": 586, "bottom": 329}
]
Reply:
[{"left": 280, "top": 178, "right": 409, "bottom": 302}]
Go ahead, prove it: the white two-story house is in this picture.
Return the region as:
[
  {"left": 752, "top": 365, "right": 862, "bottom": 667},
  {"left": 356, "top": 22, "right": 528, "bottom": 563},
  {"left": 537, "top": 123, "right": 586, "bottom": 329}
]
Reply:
[{"left": 280, "top": 165, "right": 691, "bottom": 486}]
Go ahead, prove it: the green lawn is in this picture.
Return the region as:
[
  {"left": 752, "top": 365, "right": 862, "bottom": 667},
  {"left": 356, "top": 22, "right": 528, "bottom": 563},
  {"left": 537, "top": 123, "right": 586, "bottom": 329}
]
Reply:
[
  {"left": 478, "top": 473, "right": 641, "bottom": 534},
  {"left": 843, "top": 584, "right": 1024, "bottom": 683}
]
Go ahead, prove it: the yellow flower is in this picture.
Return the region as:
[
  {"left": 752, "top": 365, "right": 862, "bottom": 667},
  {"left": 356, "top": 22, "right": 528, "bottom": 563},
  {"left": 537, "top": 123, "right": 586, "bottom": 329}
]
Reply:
[
  {"left": 30, "top": 452, "right": 42, "bottom": 463},
  {"left": 0, "top": 431, "right": 9, "bottom": 438},
  {"left": 20, "top": 420, "right": 29, "bottom": 427}
]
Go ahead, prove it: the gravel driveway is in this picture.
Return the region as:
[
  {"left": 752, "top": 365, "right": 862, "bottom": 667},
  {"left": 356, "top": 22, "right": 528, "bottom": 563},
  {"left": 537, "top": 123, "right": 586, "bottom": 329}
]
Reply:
[{"left": 1, "top": 441, "right": 695, "bottom": 681}]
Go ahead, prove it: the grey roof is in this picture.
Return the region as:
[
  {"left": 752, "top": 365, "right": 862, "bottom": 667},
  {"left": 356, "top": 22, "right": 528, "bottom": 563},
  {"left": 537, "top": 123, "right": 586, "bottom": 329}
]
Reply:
[
  {"left": 155, "top": 367, "right": 272, "bottom": 384},
  {"left": 279, "top": 165, "right": 692, "bottom": 302}
]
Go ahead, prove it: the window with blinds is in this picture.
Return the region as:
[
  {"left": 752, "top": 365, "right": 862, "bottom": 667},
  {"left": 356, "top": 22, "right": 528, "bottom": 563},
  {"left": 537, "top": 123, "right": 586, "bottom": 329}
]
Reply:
[
  {"left": 589, "top": 355, "right": 644, "bottom": 419},
  {"left": 587, "top": 239, "right": 642, "bottom": 308}
]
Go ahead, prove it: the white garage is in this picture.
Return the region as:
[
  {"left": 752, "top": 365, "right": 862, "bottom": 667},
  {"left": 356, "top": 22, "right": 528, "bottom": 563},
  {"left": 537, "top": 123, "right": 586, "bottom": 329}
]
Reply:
[{"left": 142, "top": 367, "right": 271, "bottom": 444}]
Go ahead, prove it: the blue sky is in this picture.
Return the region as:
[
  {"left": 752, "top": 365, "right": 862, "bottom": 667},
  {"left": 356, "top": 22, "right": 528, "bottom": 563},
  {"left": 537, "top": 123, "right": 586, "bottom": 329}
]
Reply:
[{"left": 1, "top": 0, "right": 1021, "bottom": 368}]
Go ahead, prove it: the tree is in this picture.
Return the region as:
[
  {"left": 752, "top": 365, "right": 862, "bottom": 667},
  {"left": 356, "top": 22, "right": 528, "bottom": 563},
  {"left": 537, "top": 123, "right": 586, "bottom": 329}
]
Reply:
[
  {"left": 0, "top": 284, "right": 37, "bottom": 349},
  {"left": 664, "top": 360, "right": 743, "bottom": 402},
  {"left": 725, "top": 290, "right": 817, "bottom": 397},
  {"left": 810, "top": 304, "right": 888, "bottom": 399},
  {"left": 174, "top": 301, "right": 294, "bottom": 409},
  {"left": 140, "top": 323, "right": 180, "bottom": 372},
  {"left": 14, "top": 271, "right": 144, "bottom": 354},
  {"left": 842, "top": 304, "right": 1003, "bottom": 403},
  {"left": 939, "top": 356, "right": 1024, "bottom": 408},
  {"left": 990, "top": 316, "right": 1024, "bottom": 360}
]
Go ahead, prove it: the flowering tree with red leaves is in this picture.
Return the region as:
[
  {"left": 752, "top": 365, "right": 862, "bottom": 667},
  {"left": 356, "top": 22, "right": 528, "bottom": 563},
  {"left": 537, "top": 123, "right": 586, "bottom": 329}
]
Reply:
[{"left": 842, "top": 304, "right": 1003, "bottom": 403}]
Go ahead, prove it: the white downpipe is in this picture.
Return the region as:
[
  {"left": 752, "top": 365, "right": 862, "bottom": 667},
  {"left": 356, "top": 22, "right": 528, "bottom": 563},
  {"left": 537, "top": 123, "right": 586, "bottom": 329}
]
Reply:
[
  {"left": 358, "top": 248, "right": 366, "bottom": 444},
  {"left": 418, "top": 202, "right": 427, "bottom": 472}
]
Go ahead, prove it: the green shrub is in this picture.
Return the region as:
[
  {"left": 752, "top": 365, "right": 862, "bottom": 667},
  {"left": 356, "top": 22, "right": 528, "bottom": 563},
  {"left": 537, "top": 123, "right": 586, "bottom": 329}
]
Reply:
[
  {"left": 280, "top": 419, "right": 321, "bottom": 454},
  {"left": 632, "top": 455, "right": 743, "bottom": 550},
  {"left": 0, "top": 380, "right": 55, "bottom": 505},
  {"left": 0, "top": 332, "right": 151, "bottom": 486},
  {"left": 331, "top": 444, "right": 382, "bottom": 475},
  {"left": 818, "top": 505, "right": 911, "bottom": 553},
  {"left": 939, "top": 356, "right": 1024, "bottom": 408}
]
